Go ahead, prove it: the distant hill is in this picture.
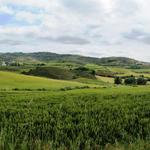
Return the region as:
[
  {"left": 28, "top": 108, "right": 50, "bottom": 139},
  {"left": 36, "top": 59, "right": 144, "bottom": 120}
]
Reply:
[{"left": 0, "top": 52, "right": 149, "bottom": 67}]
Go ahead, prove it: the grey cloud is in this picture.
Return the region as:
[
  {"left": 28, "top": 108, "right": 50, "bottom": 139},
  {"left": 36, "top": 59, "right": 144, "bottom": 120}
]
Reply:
[
  {"left": 62, "top": 0, "right": 97, "bottom": 14},
  {"left": 88, "top": 25, "right": 101, "bottom": 30},
  {"left": 124, "top": 29, "right": 145, "bottom": 39},
  {"left": 141, "top": 37, "right": 150, "bottom": 45},
  {"left": 0, "top": 39, "right": 24, "bottom": 46},
  {"left": 115, "top": 0, "right": 139, "bottom": 16},
  {"left": 83, "top": 25, "right": 102, "bottom": 37},
  {"left": 10, "top": 32, "right": 91, "bottom": 45},
  {"left": 124, "top": 29, "right": 150, "bottom": 45},
  {"left": 86, "top": 51, "right": 105, "bottom": 57},
  {"left": 68, "top": 49, "right": 81, "bottom": 53},
  {"left": 38, "top": 35, "right": 90, "bottom": 45},
  {"left": 56, "top": 36, "right": 90, "bottom": 45}
]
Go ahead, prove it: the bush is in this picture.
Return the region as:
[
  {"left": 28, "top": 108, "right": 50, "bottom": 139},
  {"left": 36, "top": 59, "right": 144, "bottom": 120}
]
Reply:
[
  {"left": 124, "top": 76, "right": 147, "bottom": 85},
  {"left": 124, "top": 76, "right": 136, "bottom": 85},
  {"left": 37, "top": 88, "right": 47, "bottom": 91},
  {"left": 114, "top": 77, "right": 122, "bottom": 84},
  {"left": 137, "top": 77, "right": 147, "bottom": 85},
  {"left": 60, "top": 86, "right": 90, "bottom": 91},
  {"left": 12, "top": 88, "right": 19, "bottom": 91},
  {"left": 60, "top": 86, "right": 73, "bottom": 91}
]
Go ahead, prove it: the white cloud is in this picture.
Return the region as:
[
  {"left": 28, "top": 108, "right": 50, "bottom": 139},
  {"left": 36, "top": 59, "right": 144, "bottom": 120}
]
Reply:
[
  {"left": 0, "top": 0, "right": 150, "bottom": 61},
  {"left": 15, "top": 11, "right": 41, "bottom": 24},
  {"left": 0, "top": 5, "right": 13, "bottom": 14}
]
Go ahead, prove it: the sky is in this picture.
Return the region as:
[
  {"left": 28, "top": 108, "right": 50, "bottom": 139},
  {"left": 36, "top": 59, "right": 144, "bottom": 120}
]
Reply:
[{"left": 0, "top": 0, "right": 150, "bottom": 61}]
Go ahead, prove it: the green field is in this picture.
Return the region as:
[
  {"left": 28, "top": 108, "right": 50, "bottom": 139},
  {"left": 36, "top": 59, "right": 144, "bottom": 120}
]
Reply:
[
  {"left": 0, "top": 54, "right": 150, "bottom": 150},
  {"left": 0, "top": 86, "right": 150, "bottom": 149},
  {"left": 0, "top": 70, "right": 150, "bottom": 149},
  {"left": 0, "top": 71, "right": 92, "bottom": 91}
]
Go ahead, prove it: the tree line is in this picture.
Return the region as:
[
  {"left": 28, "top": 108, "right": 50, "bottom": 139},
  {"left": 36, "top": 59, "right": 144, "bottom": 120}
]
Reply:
[{"left": 114, "top": 75, "right": 148, "bottom": 85}]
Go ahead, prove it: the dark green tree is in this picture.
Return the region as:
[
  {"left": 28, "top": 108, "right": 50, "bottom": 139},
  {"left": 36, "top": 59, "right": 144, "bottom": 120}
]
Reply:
[
  {"left": 114, "top": 77, "right": 122, "bottom": 84},
  {"left": 124, "top": 76, "right": 136, "bottom": 85},
  {"left": 137, "top": 77, "right": 147, "bottom": 85}
]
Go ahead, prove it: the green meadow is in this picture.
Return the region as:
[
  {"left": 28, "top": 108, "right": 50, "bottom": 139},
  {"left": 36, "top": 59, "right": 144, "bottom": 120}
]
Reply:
[
  {"left": 0, "top": 69, "right": 150, "bottom": 149},
  {"left": 0, "top": 71, "right": 91, "bottom": 91}
]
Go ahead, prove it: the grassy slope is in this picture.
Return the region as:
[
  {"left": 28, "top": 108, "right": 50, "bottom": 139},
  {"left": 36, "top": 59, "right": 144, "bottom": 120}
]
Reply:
[
  {"left": 96, "top": 76, "right": 114, "bottom": 84},
  {"left": 0, "top": 71, "right": 92, "bottom": 90}
]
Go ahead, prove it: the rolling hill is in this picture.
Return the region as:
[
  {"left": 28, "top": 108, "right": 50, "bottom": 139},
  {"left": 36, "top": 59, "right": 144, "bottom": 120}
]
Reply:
[{"left": 0, "top": 52, "right": 149, "bottom": 67}]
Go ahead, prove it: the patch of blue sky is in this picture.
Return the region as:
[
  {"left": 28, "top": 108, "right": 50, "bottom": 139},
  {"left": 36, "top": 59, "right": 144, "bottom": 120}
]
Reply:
[
  {"left": 0, "top": 13, "right": 40, "bottom": 26},
  {"left": 0, "top": 13, "right": 13, "bottom": 25},
  {"left": 7, "top": 4, "right": 44, "bottom": 14},
  {"left": 11, "top": 20, "right": 33, "bottom": 26}
]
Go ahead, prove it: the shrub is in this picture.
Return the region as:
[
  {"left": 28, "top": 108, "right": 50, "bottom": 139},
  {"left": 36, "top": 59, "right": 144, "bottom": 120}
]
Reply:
[
  {"left": 137, "top": 77, "right": 147, "bottom": 85},
  {"left": 124, "top": 76, "right": 136, "bottom": 85},
  {"left": 60, "top": 86, "right": 73, "bottom": 91},
  {"left": 114, "top": 77, "right": 122, "bottom": 84},
  {"left": 12, "top": 88, "right": 19, "bottom": 91},
  {"left": 79, "top": 86, "right": 90, "bottom": 89},
  {"left": 37, "top": 88, "right": 47, "bottom": 91}
]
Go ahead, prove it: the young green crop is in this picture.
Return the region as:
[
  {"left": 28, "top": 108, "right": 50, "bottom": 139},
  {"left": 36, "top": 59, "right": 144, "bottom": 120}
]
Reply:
[{"left": 0, "top": 86, "right": 149, "bottom": 149}]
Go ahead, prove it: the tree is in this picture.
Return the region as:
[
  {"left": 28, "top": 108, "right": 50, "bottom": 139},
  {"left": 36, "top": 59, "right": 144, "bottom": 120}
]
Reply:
[
  {"left": 114, "top": 77, "right": 122, "bottom": 84},
  {"left": 124, "top": 76, "right": 136, "bottom": 85},
  {"left": 137, "top": 77, "right": 147, "bottom": 85}
]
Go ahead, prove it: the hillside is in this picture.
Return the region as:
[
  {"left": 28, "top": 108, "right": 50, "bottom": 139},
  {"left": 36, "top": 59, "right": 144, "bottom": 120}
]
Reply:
[
  {"left": 0, "top": 71, "right": 92, "bottom": 90},
  {"left": 0, "top": 52, "right": 149, "bottom": 67}
]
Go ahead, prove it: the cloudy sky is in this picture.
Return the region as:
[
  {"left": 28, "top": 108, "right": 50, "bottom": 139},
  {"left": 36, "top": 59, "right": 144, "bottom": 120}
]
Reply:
[{"left": 0, "top": 0, "right": 150, "bottom": 61}]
